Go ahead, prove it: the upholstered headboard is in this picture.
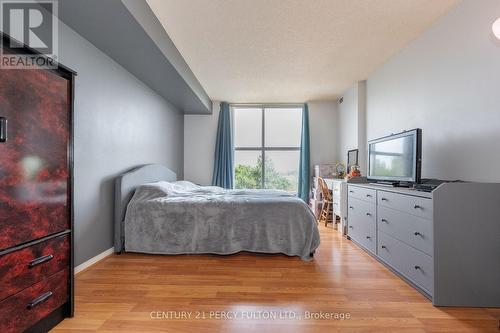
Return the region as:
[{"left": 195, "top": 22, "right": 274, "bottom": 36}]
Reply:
[{"left": 114, "top": 164, "right": 177, "bottom": 252}]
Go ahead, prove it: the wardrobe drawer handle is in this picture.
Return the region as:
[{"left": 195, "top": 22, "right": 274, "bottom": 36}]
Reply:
[
  {"left": 414, "top": 265, "right": 421, "bottom": 270},
  {"left": 366, "top": 212, "right": 371, "bottom": 216},
  {"left": 381, "top": 197, "right": 388, "bottom": 201},
  {"left": 366, "top": 194, "right": 372, "bottom": 198},
  {"left": 414, "top": 204, "right": 421, "bottom": 209},
  {"left": 349, "top": 206, "right": 354, "bottom": 209},
  {"left": 381, "top": 245, "right": 386, "bottom": 249},
  {"left": 366, "top": 236, "right": 371, "bottom": 239},
  {"left": 27, "top": 291, "right": 53, "bottom": 309},
  {"left": 349, "top": 225, "right": 353, "bottom": 229},
  {"left": 414, "top": 232, "right": 421, "bottom": 236},
  {"left": 381, "top": 218, "right": 388, "bottom": 223},
  {"left": 349, "top": 190, "right": 354, "bottom": 193},
  {"left": 28, "top": 254, "right": 54, "bottom": 268}
]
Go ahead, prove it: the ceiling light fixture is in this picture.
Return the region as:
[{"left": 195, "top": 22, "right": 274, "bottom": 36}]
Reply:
[{"left": 493, "top": 17, "right": 500, "bottom": 40}]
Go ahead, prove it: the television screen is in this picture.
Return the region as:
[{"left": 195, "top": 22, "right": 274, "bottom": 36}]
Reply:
[{"left": 368, "top": 129, "right": 421, "bottom": 183}]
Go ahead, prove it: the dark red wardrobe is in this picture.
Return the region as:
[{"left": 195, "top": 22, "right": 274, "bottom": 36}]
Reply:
[{"left": 0, "top": 33, "right": 75, "bottom": 333}]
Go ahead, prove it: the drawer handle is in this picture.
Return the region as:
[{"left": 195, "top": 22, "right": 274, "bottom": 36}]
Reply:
[
  {"left": 27, "top": 291, "right": 53, "bottom": 309},
  {"left": 414, "top": 265, "right": 421, "bottom": 270},
  {"left": 366, "top": 194, "right": 372, "bottom": 198},
  {"left": 414, "top": 204, "right": 421, "bottom": 209},
  {"left": 381, "top": 197, "right": 388, "bottom": 201},
  {"left": 28, "top": 254, "right": 54, "bottom": 268},
  {"left": 381, "top": 218, "right": 388, "bottom": 223},
  {"left": 366, "top": 212, "right": 372, "bottom": 216},
  {"left": 414, "top": 231, "right": 421, "bottom": 236},
  {"left": 381, "top": 245, "right": 386, "bottom": 249},
  {"left": 349, "top": 206, "right": 354, "bottom": 209},
  {"left": 349, "top": 226, "right": 353, "bottom": 229},
  {"left": 349, "top": 190, "right": 354, "bottom": 193},
  {"left": 366, "top": 236, "right": 371, "bottom": 239},
  {"left": 0, "top": 117, "right": 7, "bottom": 142}
]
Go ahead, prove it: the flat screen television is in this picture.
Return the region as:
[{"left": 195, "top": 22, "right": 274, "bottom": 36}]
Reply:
[{"left": 367, "top": 129, "right": 422, "bottom": 184}]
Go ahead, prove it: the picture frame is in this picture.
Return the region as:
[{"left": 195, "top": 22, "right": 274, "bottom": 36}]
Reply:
[{"left": 347, "top": 149, "right": 359, "bottom": 170}]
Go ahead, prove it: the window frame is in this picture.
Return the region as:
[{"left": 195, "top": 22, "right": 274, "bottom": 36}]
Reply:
[{"left": 231, "top": 104, "right": 303, "bottom": 191}]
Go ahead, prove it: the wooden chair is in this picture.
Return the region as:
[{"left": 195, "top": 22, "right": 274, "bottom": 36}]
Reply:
[{"left": 318, "top": 177, "right": 334, "bottom": 227}]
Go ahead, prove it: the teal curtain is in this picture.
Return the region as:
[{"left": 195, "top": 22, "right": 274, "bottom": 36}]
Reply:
[
  {"left": 298, "top": 103, "right": 310, "bottom": 202},
  {"left": 212, "top": 102, "right": 234, "bottom": 188}
]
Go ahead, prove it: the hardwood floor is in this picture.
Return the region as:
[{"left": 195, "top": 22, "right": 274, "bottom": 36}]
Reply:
[{"left": 53, "top": 225, "right": 499, "bottom": 332}]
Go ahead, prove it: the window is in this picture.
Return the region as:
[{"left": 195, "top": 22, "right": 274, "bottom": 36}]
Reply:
[{"left": 233, "top": 105, "right": 303, "bottom": 193}]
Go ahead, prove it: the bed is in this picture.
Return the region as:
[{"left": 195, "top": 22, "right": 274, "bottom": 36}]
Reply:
[{"left": 114, "top": 164, "right": 320, "bottom": 261}]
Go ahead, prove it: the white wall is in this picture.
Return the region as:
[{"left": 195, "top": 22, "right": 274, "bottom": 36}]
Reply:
[
  {"left": 308, "top": 101, "right": 338, "bottom": 167},
  {"left": 184, "top": 101, "right": 220, "bottom": 185},
  {"left": 337, "top": 81, "right": 367, "bottom": 173},
  {"left": 184, "top": 101, "right": 338, "bottom": 185},
  {"left": 365, "top": 0, "right": 500, "bottom": 182},
  {"left": 337, "top": 85, "right": 358, "bottom": 163}
]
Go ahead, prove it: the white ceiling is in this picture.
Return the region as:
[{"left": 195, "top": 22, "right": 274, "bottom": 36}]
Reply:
[{"left": 146, "top": 0, "right": 459, "bottom": 103}]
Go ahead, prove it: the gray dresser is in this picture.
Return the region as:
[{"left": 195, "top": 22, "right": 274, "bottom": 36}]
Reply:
[{"left": 347, "top": 181, "right": 500, "bottom": 307}]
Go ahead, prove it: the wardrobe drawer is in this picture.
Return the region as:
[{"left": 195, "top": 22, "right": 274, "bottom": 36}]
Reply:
[
  {"left": 348, "top": 185, "right": 376, "bottom": 203},
  {"left": 378, "top": 231, "right": 433, "bottom": 294},
  {"left": 0, "top": 234, "right": 69, "bottom": 301},
  {"left": 0, "top": 213, "right": 69, "bottom": 251},
  {"left": 378, "top": 206, "right": 433, "bottom": 256},
  {"left": 378, "top": 190, "right": 432, "bottom": 220},
  {"left": 0, "top": 269, "right": 68, "bottom": 333}
]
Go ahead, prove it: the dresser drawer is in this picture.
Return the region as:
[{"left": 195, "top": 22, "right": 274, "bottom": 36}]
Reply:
[
  {"left": 323, "top": 178, "right": 333, "bottom": 189},
  {"left": 348, "top": 198, "right": 376, "bottom": 253},
  {"left": 352, "top": 229, "right": 377, "bottom": 254},
  {"left": 348, "top": 185, "right": 376, "bottom": 203},
  {"left": 348, "top": 223, "right": 377, "bottom": 254},
  {"left": 332, "top": 181, "right": 342, "bottom": 194},
  {"left": 0, "top": 234, "right": 70, "bottom": 301},
  {"left": 378, "top": 190, "right": 432, "bottom": 220},
  {"left": 333, "top": 202, "right": 341, "bottom": 215},
  {"left": 348, "top": 197, "right": 376, "bottom": 224},
  {"left": 0, "top": 269, "right": 68, "bottom": 333},
  {"left": 378, "top": 206, "right": 433, "bottom": 256},
  {"left": 378, "top": 231, "right": 433, "bottom": 294}
]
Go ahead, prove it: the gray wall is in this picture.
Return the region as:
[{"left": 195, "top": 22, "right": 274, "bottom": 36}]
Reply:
[
  {"left": 365, "top": 0, "right": 500, "bottom": 182},
  {"left": 58, "top": 21, "right": 184, "bottom": 265}
]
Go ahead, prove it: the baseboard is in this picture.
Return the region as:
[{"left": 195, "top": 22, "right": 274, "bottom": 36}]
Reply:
[{"left": 75, "top": 247, "right": 114, "bottom": 275}]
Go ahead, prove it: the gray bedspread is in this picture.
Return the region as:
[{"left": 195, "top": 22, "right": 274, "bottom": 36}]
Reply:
[{"left": 124, "top": 181, "right": 320, "bottom": 261}]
